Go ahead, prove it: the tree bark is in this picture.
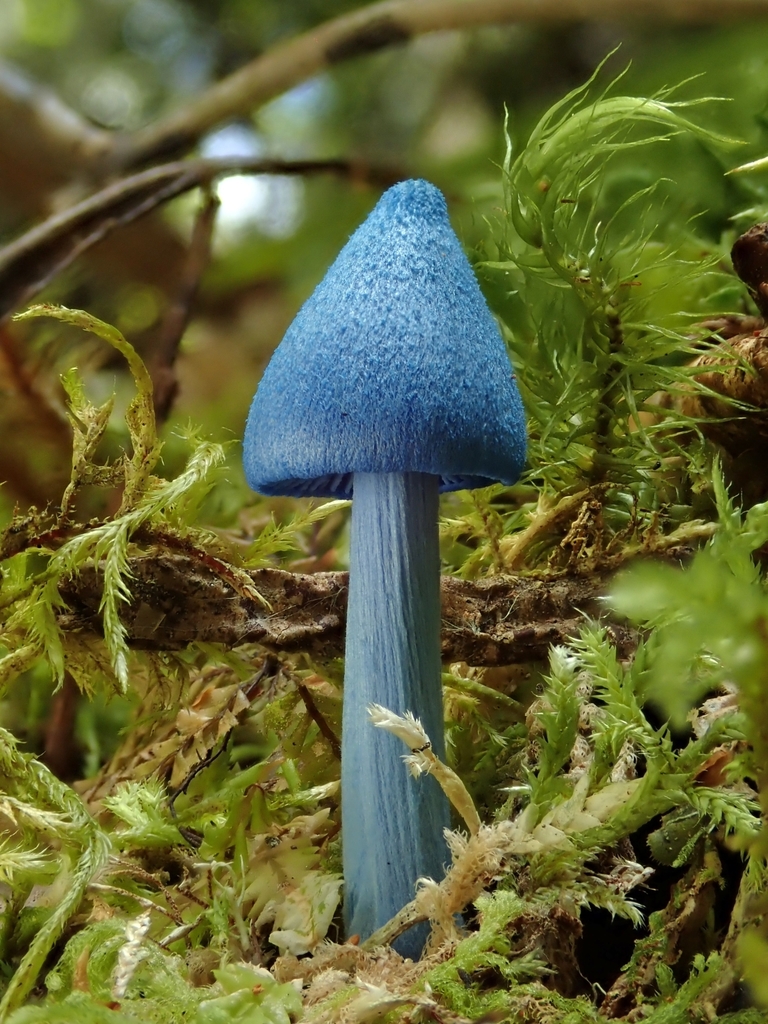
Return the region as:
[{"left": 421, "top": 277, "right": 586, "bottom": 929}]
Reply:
[{"left": 57, "top": 553, "right": 637, "bottom": 666}]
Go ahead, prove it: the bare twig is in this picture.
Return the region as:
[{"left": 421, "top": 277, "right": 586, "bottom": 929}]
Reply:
[
  {"left": 151, "top": 189, "right": 219, "bottom": 424},
  {"left": 0, "top": 0, "right": 763, "bottom": 332},
  {"left": 359, "top": 897, "right": 427, "bottom": 950},
  {"left": 114, "top": 0, "right": 768, "bottom": 170},
  {"left": 88, "top": 883, "right": 181, "bottom": 924},
  {"left": 296, "top": 681, "right": 342, "bottom": 760},
  {"left": 158, "top": 914, "right": 207, "bottom": 949},
  {"left": 0, "top": 157, "right": 397, "bottom": 326},
  {"left": 0, "top": 325, "right": 69, "bottom": 442},
  {"left": 57, "top": 554, "right": 638, "bottom": 666},
  {"left": 43, "top": 674, "right": 81, "bottom": 781}
]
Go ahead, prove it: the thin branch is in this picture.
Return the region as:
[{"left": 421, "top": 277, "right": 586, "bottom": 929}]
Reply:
[
  {"left": 158, "top": 914, "right": 206, "bottom": 949},
  {"left": 114, "top": 0, "right": 768, "bottom": 170},
  {"left": 87, "top": 883, "right": 181, "bottom": 924},
  {"left": 151, "top": 189, "right": 219, "bottom": 424},
  {"left": 296, "top": 681, "right": 342, "bottom": 760},
  {"left": 43, "top": 674, "right": 81, "bottom": 781},
  {"left": 359, "top": 896, "right": 427, "bottom": 950},
  {"left": 0, "top": 0, "right": 761, "bottom": 327},
  {"left": 57, "top": 553, "right": 638, "bottom": 666},
  {"left": 0, "top": 157, "right": 399, "bottom": 325},
  {"left": 0, "top": 325, "right": 69, "bottom": 442}
]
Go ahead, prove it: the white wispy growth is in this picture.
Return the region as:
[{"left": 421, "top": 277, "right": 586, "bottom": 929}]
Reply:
[
  {"left": 368, "top": 703, "right": 481, "bottom": 835},
  {"left": 112, "top": 910, "right": 152, "bottom": 1000}
]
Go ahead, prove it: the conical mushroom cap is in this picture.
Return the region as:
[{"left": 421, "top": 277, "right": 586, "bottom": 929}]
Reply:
[{"left": 243, "top": 179, "right": 526, "bottom": 498}]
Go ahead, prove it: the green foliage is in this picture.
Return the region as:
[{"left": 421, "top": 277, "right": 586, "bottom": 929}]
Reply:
[
  {"left": 7, "top": 995, "right": 139, "bottom": 1024},
  {"left": 102, "top": 779, "right": 185, "bottom": 849},
  {"left": 610, "top": 468, "right": 768, "bottom": 781},
  {"left": 490, "top": 77, "right": 734, "bottom": 490},
  {"left": 425, "top": 891, "right": 551, "bottom": 1018},
  {"left": 14, "top": 306, "right": 162, "bottom": 511},
  {"left": 1, "top": 306, "right": 225, "bottom": 689},
  {"left": 0, "top": 727, "right": 110, "bottom": 1018},
  {"left": 504, "top": 628, "right": 757, "bottom": 911},
  {"left": 243, "top": 498, "right": 350, "bottom": 567},
  {"left": 609, "top": 469, "right": 768, "bottom": 1002},
  {"left": 0, "top": 305, "right": 350, "bottom": 1018},
  {"left": 196, "top": 964, "right": 302, "bottom": 1024},
  {"left": 5, "top": 941, "right": 302, "bottom": 1024},
  {"left": 439, "top": 72, "right": 745, "bottom": 579}
]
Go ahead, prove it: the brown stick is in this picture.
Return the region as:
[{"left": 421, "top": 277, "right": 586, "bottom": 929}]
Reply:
[
  {"left": 57, "top": 554, "right": 637, "bottom": 667},
  {"left": 43, "top": 674, "right": 81, "bottom": 781},
  {"left": 296, "top": 682, "right": 342, "bottom": 760},
  {"left": 151, "top": 190, "right": 219, "bottom": 424}
]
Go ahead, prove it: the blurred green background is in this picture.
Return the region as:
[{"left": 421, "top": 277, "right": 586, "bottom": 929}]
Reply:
[{"left": 3, "top": 0, "right": 768, "bottom": 526}]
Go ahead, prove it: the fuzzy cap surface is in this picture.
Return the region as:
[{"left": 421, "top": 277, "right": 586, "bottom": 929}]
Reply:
[{"left": 243, "top": 179, "right": 526, "bottom": 497}]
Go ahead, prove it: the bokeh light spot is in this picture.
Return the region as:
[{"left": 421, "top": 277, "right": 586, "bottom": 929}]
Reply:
[
  {"left": 201, "top": 124, "right": 304, "bottom": 246},
  {"left": 123, "top": 0, "right": 189, "bottom": 63},
  {"left": 116, "top": 284, "right": 163, "bottom": 335},
  {"left": 80, "top": 66, "right": 144, "bottom": 129}
]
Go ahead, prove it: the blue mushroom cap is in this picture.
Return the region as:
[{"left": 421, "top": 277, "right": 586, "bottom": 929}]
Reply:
[{"left": 243, "top": 179, "right": 526, "bottom": 498}]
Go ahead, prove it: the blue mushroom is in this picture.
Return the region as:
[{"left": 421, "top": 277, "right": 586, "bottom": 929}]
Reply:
[{"left": 243, "top": 179, "right": 526, "bottom": 958}]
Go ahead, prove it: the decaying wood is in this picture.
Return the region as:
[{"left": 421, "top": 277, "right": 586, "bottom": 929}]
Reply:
[
  {"left": 601, "top": 847, "right": 726, "bottom": 1018},
  {"left": 57, "top": 553, "right": 635, "bottom": 667},
  {"left": 672, "top": 328, "right": 768, "bottom": 456},
  {"left": 731, "top": 223, "right": 768, "bottom": 319},
  {"left": 658, "top": 224, "right": 768, "bottom": 463}
]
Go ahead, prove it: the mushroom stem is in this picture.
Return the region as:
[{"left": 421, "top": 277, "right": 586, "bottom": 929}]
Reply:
[{"left": 342, "top": 471, "right": 450, "bottom": 957}]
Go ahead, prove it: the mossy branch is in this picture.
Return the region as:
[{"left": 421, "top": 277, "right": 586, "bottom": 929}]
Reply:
[{"left": 54, "top": 555, "right": 638, "bottom": 666}]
